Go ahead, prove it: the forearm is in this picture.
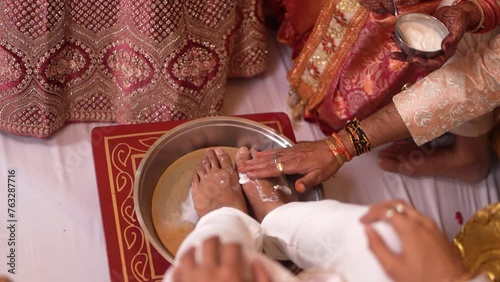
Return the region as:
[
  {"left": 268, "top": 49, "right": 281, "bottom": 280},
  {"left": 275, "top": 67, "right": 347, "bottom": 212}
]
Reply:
[
  {"left": 336, "top": 35, "right": 499, "bottom": 157},
  {"left": 361, "top": 103, "right": 410, "bottom": 149},
  {"left": 337, "top": 103, "right": 410, "bottom": 158}
]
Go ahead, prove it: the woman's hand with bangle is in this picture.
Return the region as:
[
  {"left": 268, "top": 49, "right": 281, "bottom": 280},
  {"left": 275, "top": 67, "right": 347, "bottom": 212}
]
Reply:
[
  {"left": 391, "top": 0, "right": 485, "bottom": 69},
  {"left": 391, "top": 5, "right": 467, "bottom": 69},
  {"left": 237, "top": 140, "right": 341, "bottom": 193}
]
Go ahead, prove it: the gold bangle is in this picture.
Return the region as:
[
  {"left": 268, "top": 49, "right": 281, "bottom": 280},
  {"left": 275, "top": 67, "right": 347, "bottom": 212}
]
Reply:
[
  {"left": 324, "top": 138, "right": 344, "bottom": 166},
  {"left": 331, "top": 133, "right": 352, "bottom": 161}
]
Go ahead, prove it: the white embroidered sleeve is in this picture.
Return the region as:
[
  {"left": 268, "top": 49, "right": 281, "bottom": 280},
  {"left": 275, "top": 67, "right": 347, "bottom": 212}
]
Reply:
[{"left": 393, "top": 35, "right": 500, "bottom": 146}]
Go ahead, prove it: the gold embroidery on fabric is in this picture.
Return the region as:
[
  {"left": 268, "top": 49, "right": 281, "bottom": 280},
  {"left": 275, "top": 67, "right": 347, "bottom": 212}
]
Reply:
[
  {"left": 314, "top": 10, "right": 368, "bottom": 110},
  {"left": 288, "top": 0, "right": 341, "bottom": 107},
  {"left": 337, "top": 0, "right": 360, "bottom": 13},
  {"left": 288, "top": 0, "right": 367, "bottom": 111},
  {"left": 228, "top": 0, "right": 268, "bottom": 78},
  {"left": 108, "top": 49, "right": 153, "bottom": 89},
  {"left": 172, "top": 47, "right": 217, "bottom": 88},
  {"left": 0, "top": 49, "right": 22, "bottom": 84},
  {"left": 0, "top": 0, "right": 267, "bottom": 137}
]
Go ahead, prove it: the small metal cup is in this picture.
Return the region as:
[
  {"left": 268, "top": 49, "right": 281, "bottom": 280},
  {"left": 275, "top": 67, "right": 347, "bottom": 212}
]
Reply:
[{"left": 395, "top": 13, "right": 449, "bottom": 59}]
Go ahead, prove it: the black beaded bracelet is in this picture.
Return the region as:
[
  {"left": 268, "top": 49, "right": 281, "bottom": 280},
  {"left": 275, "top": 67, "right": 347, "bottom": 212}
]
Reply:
[{"left": 345, "top": 118, "right": 371, "bottom": 156}]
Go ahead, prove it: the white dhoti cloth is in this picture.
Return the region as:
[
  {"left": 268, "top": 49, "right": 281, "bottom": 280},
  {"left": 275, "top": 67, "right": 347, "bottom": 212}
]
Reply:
[{"left": 163, "top": 200, "right": 401, "bottom": 282}]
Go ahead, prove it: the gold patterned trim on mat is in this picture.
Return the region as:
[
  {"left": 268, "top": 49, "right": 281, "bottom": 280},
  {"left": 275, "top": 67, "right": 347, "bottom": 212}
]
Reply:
[
  {"left": 288, "top": 0, "right": 369, "bottom": 111},
  {"left": 105, "top": 132, "right": 167, "bottom": 282}
]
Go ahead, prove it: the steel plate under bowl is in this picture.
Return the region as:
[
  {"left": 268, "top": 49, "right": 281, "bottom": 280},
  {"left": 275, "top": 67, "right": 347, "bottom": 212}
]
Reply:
[{"left": 134, "top": 116, "right": 324, "bottom": 263}]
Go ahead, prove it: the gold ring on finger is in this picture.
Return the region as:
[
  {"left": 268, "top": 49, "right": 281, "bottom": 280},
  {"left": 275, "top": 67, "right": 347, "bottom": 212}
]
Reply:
[
  {"left": 394, "top": 203, "right": 405, "bottom": 214},
  {"left": 384, "top": 208, "right": 396, "bottom": 220},
  {"left": 276, "top": 162, "right": 285, "bottom": 174},
  {"left": 274, "top": 153, "right": 285, "bottom": 174},
  {"left": 384, "top": 203, "right": 405, "bottom": 220}
]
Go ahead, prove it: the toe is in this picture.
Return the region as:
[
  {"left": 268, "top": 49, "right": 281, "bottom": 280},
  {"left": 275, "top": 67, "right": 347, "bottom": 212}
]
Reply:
[
  {"left": 205, "top": 149, "right": 220, "bottom": 169},
  {"left": 201, "top": 155, "right": 211, "bottom": 171},
  {"left": 235, "top": 147, "right": 251, "bottom": 169},
  {"left": 196, "top": 162, "right": 209, "bottom": 180},
  {"left": 214, "top": 148, "right": 234, "bottom": 169},
  {"left": 192, "top": 169, "right": 201, "bottom": 187}
]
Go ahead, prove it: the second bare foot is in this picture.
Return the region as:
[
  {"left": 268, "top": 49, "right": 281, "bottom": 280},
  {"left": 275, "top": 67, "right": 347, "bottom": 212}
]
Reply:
[
  {"left": 378, "top": 135, "right": 490, "bottom": 183},
  {"left": 235, "top": 147, "right": 294, "bottom": 222}
]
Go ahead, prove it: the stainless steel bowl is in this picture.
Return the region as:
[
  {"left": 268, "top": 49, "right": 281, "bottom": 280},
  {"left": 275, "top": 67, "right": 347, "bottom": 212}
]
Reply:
[
  {"left": 134, "top": 116, "right": 324, "bottom": 263},
  {"left": 395, "top": 13, "right": 449, "bottom": 59}
]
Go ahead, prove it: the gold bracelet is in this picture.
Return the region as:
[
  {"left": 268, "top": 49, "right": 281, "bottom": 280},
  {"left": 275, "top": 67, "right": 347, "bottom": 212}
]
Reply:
[
  {"left": 324, "top": 138, "right": 344, "bottom": 166},
  {"left": 331, "top": 133, "right": 352, "bottom": 161}
]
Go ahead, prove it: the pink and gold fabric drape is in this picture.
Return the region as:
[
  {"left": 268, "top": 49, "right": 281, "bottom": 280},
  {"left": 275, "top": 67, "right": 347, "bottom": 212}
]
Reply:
[
  {"left": 0, "top": 0, "right": 267, "bottom": 137},
  {"left": 276, "top": 0, "right": 440, "bottom": 134}
]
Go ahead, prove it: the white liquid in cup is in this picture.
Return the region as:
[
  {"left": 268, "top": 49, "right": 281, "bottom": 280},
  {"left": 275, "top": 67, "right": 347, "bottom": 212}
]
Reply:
[{"left": 400, "top": 21, "right": 444, "bottom": 52}]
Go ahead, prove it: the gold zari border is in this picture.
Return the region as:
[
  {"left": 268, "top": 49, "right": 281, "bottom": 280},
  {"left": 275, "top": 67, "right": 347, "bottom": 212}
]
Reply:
[{"left": 288, "top": 0, "right": 369, "bottom": 111}]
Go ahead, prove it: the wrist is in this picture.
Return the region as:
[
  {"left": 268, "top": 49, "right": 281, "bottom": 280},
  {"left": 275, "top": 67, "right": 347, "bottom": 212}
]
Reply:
[
  {"left": 454, "top": 0, "right": 484, "bottom": 32},
  {"left": 324, "top": 137, "right": 345, "bottom": 166},
  {"left": 337, "top": 129, "right": 356, "bottom": 159}
]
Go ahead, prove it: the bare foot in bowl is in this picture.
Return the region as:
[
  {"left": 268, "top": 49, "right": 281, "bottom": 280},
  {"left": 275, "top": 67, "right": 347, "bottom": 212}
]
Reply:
[
  {"left": 235, "top": 147, "right": 293, "bottom": 222},
  {"left": 191, "top": 148, "right": 248, "bottom": 217}
]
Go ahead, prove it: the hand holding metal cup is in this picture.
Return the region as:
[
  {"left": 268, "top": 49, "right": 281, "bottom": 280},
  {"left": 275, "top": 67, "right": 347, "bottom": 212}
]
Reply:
[{"left": 394, "top": 13, "right": 450, "bottom": 59}]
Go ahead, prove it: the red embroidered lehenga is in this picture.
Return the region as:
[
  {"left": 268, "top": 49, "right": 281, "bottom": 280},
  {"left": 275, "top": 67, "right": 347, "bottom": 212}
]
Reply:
[{"left": 0, "top": 0, "right": 267, "bottom": 137}]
